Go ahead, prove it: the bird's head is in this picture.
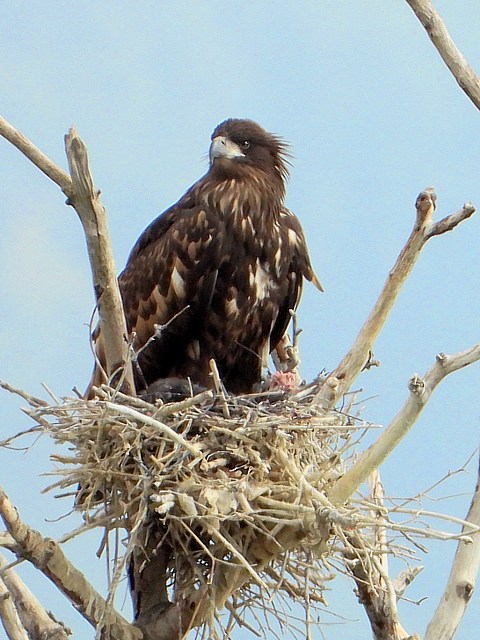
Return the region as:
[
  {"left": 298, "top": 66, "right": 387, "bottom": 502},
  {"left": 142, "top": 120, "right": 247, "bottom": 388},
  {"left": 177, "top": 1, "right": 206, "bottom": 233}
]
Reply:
[{"left": 209, "top": 119, "right": 290, "bottom": 184}]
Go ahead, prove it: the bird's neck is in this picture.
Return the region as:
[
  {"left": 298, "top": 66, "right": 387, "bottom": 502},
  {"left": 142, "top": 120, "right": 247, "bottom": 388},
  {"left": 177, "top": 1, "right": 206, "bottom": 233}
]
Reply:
[{"left": 195, "top": 172, "right": 285, "bottom": 222}]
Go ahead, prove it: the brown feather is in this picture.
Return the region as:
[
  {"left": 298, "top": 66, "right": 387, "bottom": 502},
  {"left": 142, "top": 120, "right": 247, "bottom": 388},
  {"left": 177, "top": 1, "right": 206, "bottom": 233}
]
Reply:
[{"left": 86, "top": 119, "right": 321, "bottom": 398}]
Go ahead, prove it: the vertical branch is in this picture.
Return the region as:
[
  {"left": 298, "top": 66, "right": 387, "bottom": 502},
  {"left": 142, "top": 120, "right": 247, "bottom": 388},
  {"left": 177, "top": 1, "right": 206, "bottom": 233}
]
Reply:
[
  {"left": 425, "top": 454, "right": 480, "bottom": 640},
  {"left": 64, "top": 128, "right": 135, "bottom": 395},
  {"left": 0, "top": 115, "right": 135, "bottom": 396}
]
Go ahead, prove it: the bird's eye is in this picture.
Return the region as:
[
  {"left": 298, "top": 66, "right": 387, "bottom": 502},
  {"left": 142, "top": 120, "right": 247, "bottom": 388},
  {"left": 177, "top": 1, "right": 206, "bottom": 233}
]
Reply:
[{"left": 241, "top": 140, "right": 250, "bottom": 149}]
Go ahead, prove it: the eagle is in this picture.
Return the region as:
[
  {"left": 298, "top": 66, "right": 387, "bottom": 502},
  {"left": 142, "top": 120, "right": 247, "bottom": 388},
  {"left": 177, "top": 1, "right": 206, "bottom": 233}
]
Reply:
[{"left": 87, "top": 118, "right": 322, "bottom": 398}]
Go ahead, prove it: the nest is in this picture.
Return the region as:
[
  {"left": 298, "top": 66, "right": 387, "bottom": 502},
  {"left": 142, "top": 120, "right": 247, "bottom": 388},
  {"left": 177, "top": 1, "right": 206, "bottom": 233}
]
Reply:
[
  {"left": 5, "top": 378, "right": 464, "bottom": 638},
  {"left": 28, "top": 382, "right": 360, "bottom": 627}
]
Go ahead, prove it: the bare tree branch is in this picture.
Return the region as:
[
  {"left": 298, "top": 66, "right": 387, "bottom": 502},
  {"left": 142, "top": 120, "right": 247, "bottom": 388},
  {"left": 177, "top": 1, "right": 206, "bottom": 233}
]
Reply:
[
  {"left": 424, "top": 454, "right": 480, "bottom": 640},
  {"left": 0, "top": 553, "right": 70, "bottom": 640},
  {"left": 0, "top": 115, "right": 72, "bottom": 194},
  {"left": 0, "top": 115, "right": 135, "bottom": 395},
  {"left": 405, "top": 0, "right": 480, "bottom": 110},
  {"left": 0, "top": 570, "right": 29, "bottom": 640},
  {"left": 328, "top": 343, "right": 480, "bottom": 506},
  {"left": 392, "top": 566, "right": 424, "bottom": 600},
  {"left": 315, "top": 189, "right": 475, "bottom": 407},
  {"left": 0, "top": 487, "right": 142, "bottom": 640},
  {"left": 343, "top": 473, "right": 418, "bottom": 640},
  {"left": 64, "top": 128, "right": 135, "bottom": 395},
  {"left": 425, "top": 202, "right": 476, "bottom": 239}
]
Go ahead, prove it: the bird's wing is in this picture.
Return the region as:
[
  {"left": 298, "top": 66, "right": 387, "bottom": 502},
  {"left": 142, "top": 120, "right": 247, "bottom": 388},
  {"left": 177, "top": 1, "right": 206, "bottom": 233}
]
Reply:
[
  {"left": 119, "top": 203, "right": 223, "bottom": 349},
  {"left": 269, "top": 209, "right": 322, "bottom": 350}
]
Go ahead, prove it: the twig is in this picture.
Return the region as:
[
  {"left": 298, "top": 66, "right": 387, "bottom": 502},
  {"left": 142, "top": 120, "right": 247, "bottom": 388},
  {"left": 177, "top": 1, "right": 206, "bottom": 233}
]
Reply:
[
  {"left": 328, "top": 343, "right": 480, "bottom": 506},
  {"left": 425, "top": 453, "right": 480, "bottom": 640},
  {"left": 0, "top": 487, "right": 141, "bottom": 639},
  {"left": 393, "top": 566, "right": 424, "bottom": 600},
  {"left": 209, "top": 359, "right": 230, "bottom": 418},
  {"left": 315, "top": 189, "right": 475, "bottom": 407},
  {"left": 0, "top": 381, "right": 48, "bottom": 408},
  {"left": 103, "top": 401, "right": 202, "bottom": 456},
  {"left": 405, "top": 0, "right": 480, "bottom": 110}
]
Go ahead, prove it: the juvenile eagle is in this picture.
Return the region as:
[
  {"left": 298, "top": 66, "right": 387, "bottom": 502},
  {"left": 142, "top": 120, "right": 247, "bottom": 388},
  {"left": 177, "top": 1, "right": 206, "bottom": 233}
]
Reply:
[{"left": 87, "top": 118, "right": 322, "bottom": 397}]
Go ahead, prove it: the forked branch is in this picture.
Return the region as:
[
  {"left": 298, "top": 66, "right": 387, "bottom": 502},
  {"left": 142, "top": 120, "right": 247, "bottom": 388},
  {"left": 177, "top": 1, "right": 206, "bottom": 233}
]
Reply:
[
  {"left": 316, "top": 189, "right": 475, "bottom": 407},
  {"left": 0, "top": 487, "right": 141, "bottom": 640},
  {"left": 329, "top": 343, "right": 480, "bottom": 506},
  {"left": 0, "top": 115, "right": 134, "bottom": 395},
  {"left": 64, "top": 129, "right": 134, "bottom": 394}
]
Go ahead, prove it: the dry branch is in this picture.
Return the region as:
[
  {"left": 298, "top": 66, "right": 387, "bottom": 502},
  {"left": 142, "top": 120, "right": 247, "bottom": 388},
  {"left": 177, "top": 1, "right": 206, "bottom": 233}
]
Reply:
[
  {"left": 64, "top": 128, "right": 135, "bottom": 394},
  {"left": 346, "top": 531, "right": 414, "bottom": 640},
  {"left": 329, "top": 344, "right": 480, "bottom": 505},
  {"left": 328, "top": 343, "right": 480, "bottom": 506},
  {"left": 316, "top": 189, "right": 475, "bottom": 407},
  {"left": 425, "top": 455, "right": 480, "bottom": 640},
  {"left": 0, "top": 487, "right": 142, "bottom": 640},
  {"left": 344, "top": 471, "right": 417, "bottom": 640},
  {"left": 406, "top": 0, "right": 480, "bottom": 110},
  {"left": 0, "top": 553, "right": 70, "bottom": 640},
  {"left": 0, "top": 115, "right": 134, "bottom": 396},
  {"left": 0, "top": 115, "right": 72, "bottom": 194},
  {"left": 0, "top": 568, "right": 29, "bottom": 640}
]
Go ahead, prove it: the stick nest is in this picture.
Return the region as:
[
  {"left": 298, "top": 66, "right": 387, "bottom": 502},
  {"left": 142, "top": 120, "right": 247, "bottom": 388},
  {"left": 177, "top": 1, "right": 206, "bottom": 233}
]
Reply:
[
  {"left": 30, "top": 383, "right": 362, "bottom": 616},
  {"left": 3, "top": 378, "right": 475, "bottom": 636}
]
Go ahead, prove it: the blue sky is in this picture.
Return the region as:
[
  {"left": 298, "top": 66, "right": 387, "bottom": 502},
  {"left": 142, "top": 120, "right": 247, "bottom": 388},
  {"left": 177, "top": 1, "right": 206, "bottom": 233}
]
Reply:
[{"left": 1, "top": 2, "right": 479, "bottom": 638}]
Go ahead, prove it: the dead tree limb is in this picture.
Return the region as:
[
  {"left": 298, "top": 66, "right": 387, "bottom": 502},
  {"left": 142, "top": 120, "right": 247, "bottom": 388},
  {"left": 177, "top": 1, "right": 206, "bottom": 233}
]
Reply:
[
  {"left": 329, "top": 343, "right": 480, "bottom": 506},
  {"left": 405, "top": 0, "right": 480, "bottom": 110},
  {"left": 0, "top": 116, "right": 134, "bottom": 395},
  {"left": 315, "top": 189, "right": 475, "bottom": 407},
  {"left": 0, "top": 553, "right": 70, "bottom": 640},
  {"left": 424, "top": 454, "right": 480, "bottom": 640},
  {"left": 345, "top": 472, "right": 415, "bottom": 640},
  {"left": 344, "top": 471, "right": 424, "bottom": 639},
  {"left": 0, "top": 567, "right": 29, "bottom": 640},
  {"left": 0, "top": 487, "right": 142, "bottom": 640}
]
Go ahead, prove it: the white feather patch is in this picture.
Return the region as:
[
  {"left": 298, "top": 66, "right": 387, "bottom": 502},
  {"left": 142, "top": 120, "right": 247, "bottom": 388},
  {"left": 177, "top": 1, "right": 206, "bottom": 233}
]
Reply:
[
  {"left": 226, "top": 298, "right": 239, "bottom": 316},
  {"left": 171, "top": 266, "right": 185, "bottom": 297},
  {"left": 254, "top": 259, "right": 277, "bottom": 301},
  {"left": 288, "top": 228, "right": 298, "bottom": 246}
]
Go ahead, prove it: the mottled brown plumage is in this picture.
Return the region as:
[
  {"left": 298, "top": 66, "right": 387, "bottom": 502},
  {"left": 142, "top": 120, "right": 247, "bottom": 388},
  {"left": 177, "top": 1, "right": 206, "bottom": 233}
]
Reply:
[{"left": 87, "top": 118, "right": 322, "bottom": 397}]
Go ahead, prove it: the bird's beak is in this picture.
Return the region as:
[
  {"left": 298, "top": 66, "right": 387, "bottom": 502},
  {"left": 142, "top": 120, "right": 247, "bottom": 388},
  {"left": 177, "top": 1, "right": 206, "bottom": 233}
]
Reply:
[{"left": 209, "top": 136, "right": 245, "bottom": 164}]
